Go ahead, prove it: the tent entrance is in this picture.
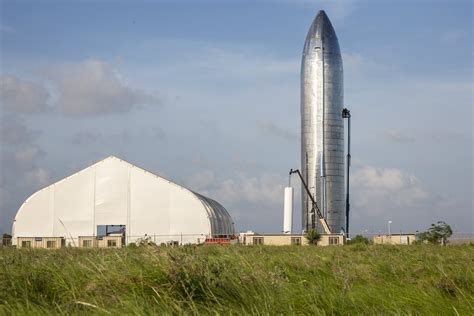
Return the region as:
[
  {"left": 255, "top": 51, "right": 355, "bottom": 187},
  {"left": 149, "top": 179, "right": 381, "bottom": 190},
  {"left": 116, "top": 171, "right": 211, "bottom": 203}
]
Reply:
[{"left": 97, "top": 224, "right": 126, "bottom": 245}]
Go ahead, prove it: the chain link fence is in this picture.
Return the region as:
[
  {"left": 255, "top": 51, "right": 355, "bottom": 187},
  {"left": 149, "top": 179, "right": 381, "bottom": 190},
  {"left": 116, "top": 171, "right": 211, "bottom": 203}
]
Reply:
[
  {"left": 1, "top": 233, "right": 233, "bottom": 248},
  {"left": 350, "top": 232, "right": 474, "bottom": 245},
  {"left": 2, "top": 232, "right": 473, "bottom": 248}
]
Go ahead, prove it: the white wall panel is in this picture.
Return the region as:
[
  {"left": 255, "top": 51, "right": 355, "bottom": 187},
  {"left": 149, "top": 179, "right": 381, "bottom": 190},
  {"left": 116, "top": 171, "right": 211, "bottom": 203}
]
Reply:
[
  {"left": 94, "top": 158, "right": 128, "bottom": 227},
  {"left": 169, "top": 185, "right": 210, "bottom": 240},
  {"left": 53, "top": 167, "right": 95, "bottom": 238},
  {"left": 129, "top": 167, "right": 170, "bottom": 238},
  {"left": 13, "top": 187, "right": 54, "bottom": 241}
]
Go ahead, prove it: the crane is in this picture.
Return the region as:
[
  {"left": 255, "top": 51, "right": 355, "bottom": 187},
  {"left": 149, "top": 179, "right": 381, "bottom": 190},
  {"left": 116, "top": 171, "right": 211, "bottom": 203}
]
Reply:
[{"left": 289, "top": 169, "right": 331, "bottom": 234}]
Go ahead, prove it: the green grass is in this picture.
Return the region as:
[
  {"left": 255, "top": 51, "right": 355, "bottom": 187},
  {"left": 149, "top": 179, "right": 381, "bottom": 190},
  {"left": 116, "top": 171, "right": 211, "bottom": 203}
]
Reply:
[{"left": 0, "top": 245, "right": 473, "bottom": 315}]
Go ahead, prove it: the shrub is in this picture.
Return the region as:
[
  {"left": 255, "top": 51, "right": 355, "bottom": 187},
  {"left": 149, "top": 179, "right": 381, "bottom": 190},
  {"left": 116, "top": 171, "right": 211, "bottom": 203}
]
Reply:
[
  {"left": 305, "top": 229, "right": 321, "bottom": 245},
  {"left": 347, "top": 235, "right": 369, "bottom": 245}
]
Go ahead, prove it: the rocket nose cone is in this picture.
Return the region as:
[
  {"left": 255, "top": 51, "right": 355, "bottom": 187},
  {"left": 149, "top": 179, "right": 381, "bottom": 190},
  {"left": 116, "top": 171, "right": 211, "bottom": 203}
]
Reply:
[
  {"left": 304, "top": 10, "right": 341, "bottom": 55},
  {"left": 313, "top": 10, "right": 333, "bottom": 34},
  {"left": 317, "top": 10, "right": 328, "bottom": 19}
]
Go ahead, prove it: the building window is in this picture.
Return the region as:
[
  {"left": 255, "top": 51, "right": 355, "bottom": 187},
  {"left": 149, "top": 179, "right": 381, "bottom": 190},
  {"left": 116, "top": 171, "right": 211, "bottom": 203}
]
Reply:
[
  {"left": 291, "top": 237, "right": 301, "bottom": 245},
  {"left": 46, "top": 241, "right": 56, "bottom": 248},
  {"left": 253, "top": 237, "right": 264, "bottom": 245},
  {"left": 21, "top": 241, "right": 31, "bottom": 248},
  {"left": 107, "top": 240, "right": 117, "bottom": 247},
  {"left": 329, "top": 237, "right": 339, "bottom": 245},
  {"left": 82, "top": 240, "right": 92, "bottom": 248}
]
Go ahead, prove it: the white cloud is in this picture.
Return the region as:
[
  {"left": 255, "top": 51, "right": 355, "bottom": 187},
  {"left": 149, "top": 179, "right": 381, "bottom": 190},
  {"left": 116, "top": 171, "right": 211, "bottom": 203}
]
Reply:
[
  {"left": 218, "top": 173, "right": 284, "bottom": 205},
  {"left": 350, "top": 165, "right": 473, "bottom": 234},
  {"left": 0, "top": 116, "right": 51, "bottom": 233},
  {"left": 352, "top": 166, "right": 430, "bottom": 211},
  {"left": 0, "top": 75, "right": 50, "bottom": 114},
  {"left": 186, "top": 170, "right": 284, "bottom": 206},
  {"left": 257, "top": 121, "right": 298, "bottom": 141},
  {"left": 24, "top": 168, "right": 50, "bottom": 188},
  {"left": 1, "top": 59, "right": 160, "bottom": 118},
  {"left": 344, "top": 164, "right": 473, "bottom": 234},
  {"left": 44, "top": 59, "right": 159, "bottom": 117},
  {"left": 14, "top": 146, "right": 44, "bottom": 166},
  {"left": 184, "top": 170, "right": 216, "bottom": 194},
  {"left": 184, "top": 170, "right": 287, "bottom": 231},
  {"left": 0, "top": 115, "right": 34, "bottom": 145}
]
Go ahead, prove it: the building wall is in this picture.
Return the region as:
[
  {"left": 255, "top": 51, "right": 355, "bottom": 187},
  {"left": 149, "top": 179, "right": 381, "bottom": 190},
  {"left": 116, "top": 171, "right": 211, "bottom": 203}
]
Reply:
[
  {"left": 373, "top": 234, "right": 416, "bottom": 245},
  {"left": 17, "top": 237, "right": 64, "bottom": 249},
  {"left": 241, "top": 234, "right": 345, "bottom": 246},
  {"left": 13, "top": 157, "right": 231, "bottom": 246},
  {"left": 97, "top": 236, "right": 122, "bottom": 248},
  {"left": 78, "top": 236, "right": 98, "bottom": 248}
]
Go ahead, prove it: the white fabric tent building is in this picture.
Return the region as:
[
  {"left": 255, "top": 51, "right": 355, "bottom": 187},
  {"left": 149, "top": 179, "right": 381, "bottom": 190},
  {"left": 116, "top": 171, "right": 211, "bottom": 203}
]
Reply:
[{"left": 12, "top": 156, "right": 235, "bottom": 246}]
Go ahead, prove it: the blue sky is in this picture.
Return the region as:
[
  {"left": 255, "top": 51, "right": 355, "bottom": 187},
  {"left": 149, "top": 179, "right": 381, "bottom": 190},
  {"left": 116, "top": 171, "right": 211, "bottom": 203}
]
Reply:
[{"left": 1, "top": 0, "right": 472, "bottom": 235}]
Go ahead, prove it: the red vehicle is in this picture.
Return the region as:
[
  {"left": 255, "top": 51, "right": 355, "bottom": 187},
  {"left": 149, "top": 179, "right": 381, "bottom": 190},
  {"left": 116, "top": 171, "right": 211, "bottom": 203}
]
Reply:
[{"left": 204, "top": 235, "right": 237, "bottom": 245}]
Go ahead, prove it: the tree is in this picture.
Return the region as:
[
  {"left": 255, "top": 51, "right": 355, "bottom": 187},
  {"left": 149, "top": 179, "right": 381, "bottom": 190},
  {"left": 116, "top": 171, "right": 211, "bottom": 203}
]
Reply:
[
  {"left": 416, "top": 221, "right": 453, "bottom": 245},
  {"left": 347, "top": 235, "right": 369, "bottom": 245},
  {"left": 305, "top": 229, "right": 322, "bottom": 245}
]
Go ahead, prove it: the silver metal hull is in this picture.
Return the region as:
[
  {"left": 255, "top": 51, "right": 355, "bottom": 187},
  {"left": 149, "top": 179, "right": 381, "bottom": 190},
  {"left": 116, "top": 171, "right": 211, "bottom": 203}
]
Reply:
[{"left": 301, "top": 10, "right": 345, "bottom": 233}]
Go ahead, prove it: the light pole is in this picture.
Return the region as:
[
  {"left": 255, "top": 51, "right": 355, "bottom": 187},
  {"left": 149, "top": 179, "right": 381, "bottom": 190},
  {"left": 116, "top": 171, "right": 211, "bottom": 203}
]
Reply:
[{"left": 342, "top": 108, "right": 351, "bottom": 238}]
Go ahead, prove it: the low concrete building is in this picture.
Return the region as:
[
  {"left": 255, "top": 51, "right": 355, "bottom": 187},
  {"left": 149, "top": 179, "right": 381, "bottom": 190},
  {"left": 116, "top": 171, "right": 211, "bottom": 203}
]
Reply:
[
  {"left": 239, "top": 233, "right": 345, "bottom": 246},
  {"left": 79, "top": 235, "right": 123, "bottom": 248},
  {"left": 17, "top": 237, "right": 65, "bottom": 249},
  {"left": 78, "top": 236, "right": 97, "bottom": 248},
  {"left": 373, "top": 234, "right": 416, "bottom": 245}
]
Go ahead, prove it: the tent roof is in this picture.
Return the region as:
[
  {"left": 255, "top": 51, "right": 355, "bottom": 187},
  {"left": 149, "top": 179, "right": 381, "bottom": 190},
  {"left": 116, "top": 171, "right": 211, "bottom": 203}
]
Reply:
[{"left": 19, "top": 156, "right": 235, "bottom": 236}]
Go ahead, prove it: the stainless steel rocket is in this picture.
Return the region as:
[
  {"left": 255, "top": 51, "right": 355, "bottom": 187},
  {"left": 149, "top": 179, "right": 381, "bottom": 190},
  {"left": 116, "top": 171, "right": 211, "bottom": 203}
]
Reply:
[{"left": 301, "top": 10, "right": 345, "bottom": 233}]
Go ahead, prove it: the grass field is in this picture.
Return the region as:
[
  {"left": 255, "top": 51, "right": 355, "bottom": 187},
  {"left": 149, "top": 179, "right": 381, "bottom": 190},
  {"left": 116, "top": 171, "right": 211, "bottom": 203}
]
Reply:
[{"left": 0, "top": 244, "right": 473, "bottom": 315}]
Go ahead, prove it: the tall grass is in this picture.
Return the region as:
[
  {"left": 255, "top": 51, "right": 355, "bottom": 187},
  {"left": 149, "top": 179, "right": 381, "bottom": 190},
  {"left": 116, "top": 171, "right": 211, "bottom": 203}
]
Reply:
[{"left": 0, "top": 245, "right": 472, "bottom": 315}]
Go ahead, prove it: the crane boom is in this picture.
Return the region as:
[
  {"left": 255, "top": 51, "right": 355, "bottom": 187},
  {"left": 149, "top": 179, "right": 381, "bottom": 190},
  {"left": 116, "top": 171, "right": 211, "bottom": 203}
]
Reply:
[{"left": 289, "top": 169, "right": 331, "bottom": 234}]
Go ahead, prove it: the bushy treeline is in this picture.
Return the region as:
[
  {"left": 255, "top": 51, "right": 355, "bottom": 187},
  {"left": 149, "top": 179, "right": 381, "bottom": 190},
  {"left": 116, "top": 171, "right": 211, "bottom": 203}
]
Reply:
[
  {"left": 0, "top": 245, "right": 472, "bottom": 315},
  {"left": 416, "top": 221, "right": 453, "bottom": 245}
]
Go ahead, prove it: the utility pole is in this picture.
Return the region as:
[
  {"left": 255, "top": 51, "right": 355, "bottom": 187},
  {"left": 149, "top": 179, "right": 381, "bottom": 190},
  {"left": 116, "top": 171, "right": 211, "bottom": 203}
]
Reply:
[{"left": 342, "top": 108, "right": 351, "bottom": 238}]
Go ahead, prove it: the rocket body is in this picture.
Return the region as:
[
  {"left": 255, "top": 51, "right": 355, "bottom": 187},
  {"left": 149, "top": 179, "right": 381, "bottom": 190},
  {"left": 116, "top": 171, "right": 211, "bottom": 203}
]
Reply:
[{"left": 301, "top": 10, "right": 345, "bottom": 233}]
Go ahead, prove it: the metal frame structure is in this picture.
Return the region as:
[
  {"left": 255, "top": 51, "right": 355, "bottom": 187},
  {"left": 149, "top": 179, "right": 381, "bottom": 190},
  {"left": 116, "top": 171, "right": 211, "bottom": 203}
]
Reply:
[{"left": 289, "top": 169, "right": 331, "bottom": 234}]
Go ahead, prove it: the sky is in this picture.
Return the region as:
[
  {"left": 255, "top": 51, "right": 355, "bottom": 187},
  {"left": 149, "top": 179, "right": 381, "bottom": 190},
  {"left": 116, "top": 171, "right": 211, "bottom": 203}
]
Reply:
[{"left": 1, "top": 0, "right": 473, "bottom": 236}]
